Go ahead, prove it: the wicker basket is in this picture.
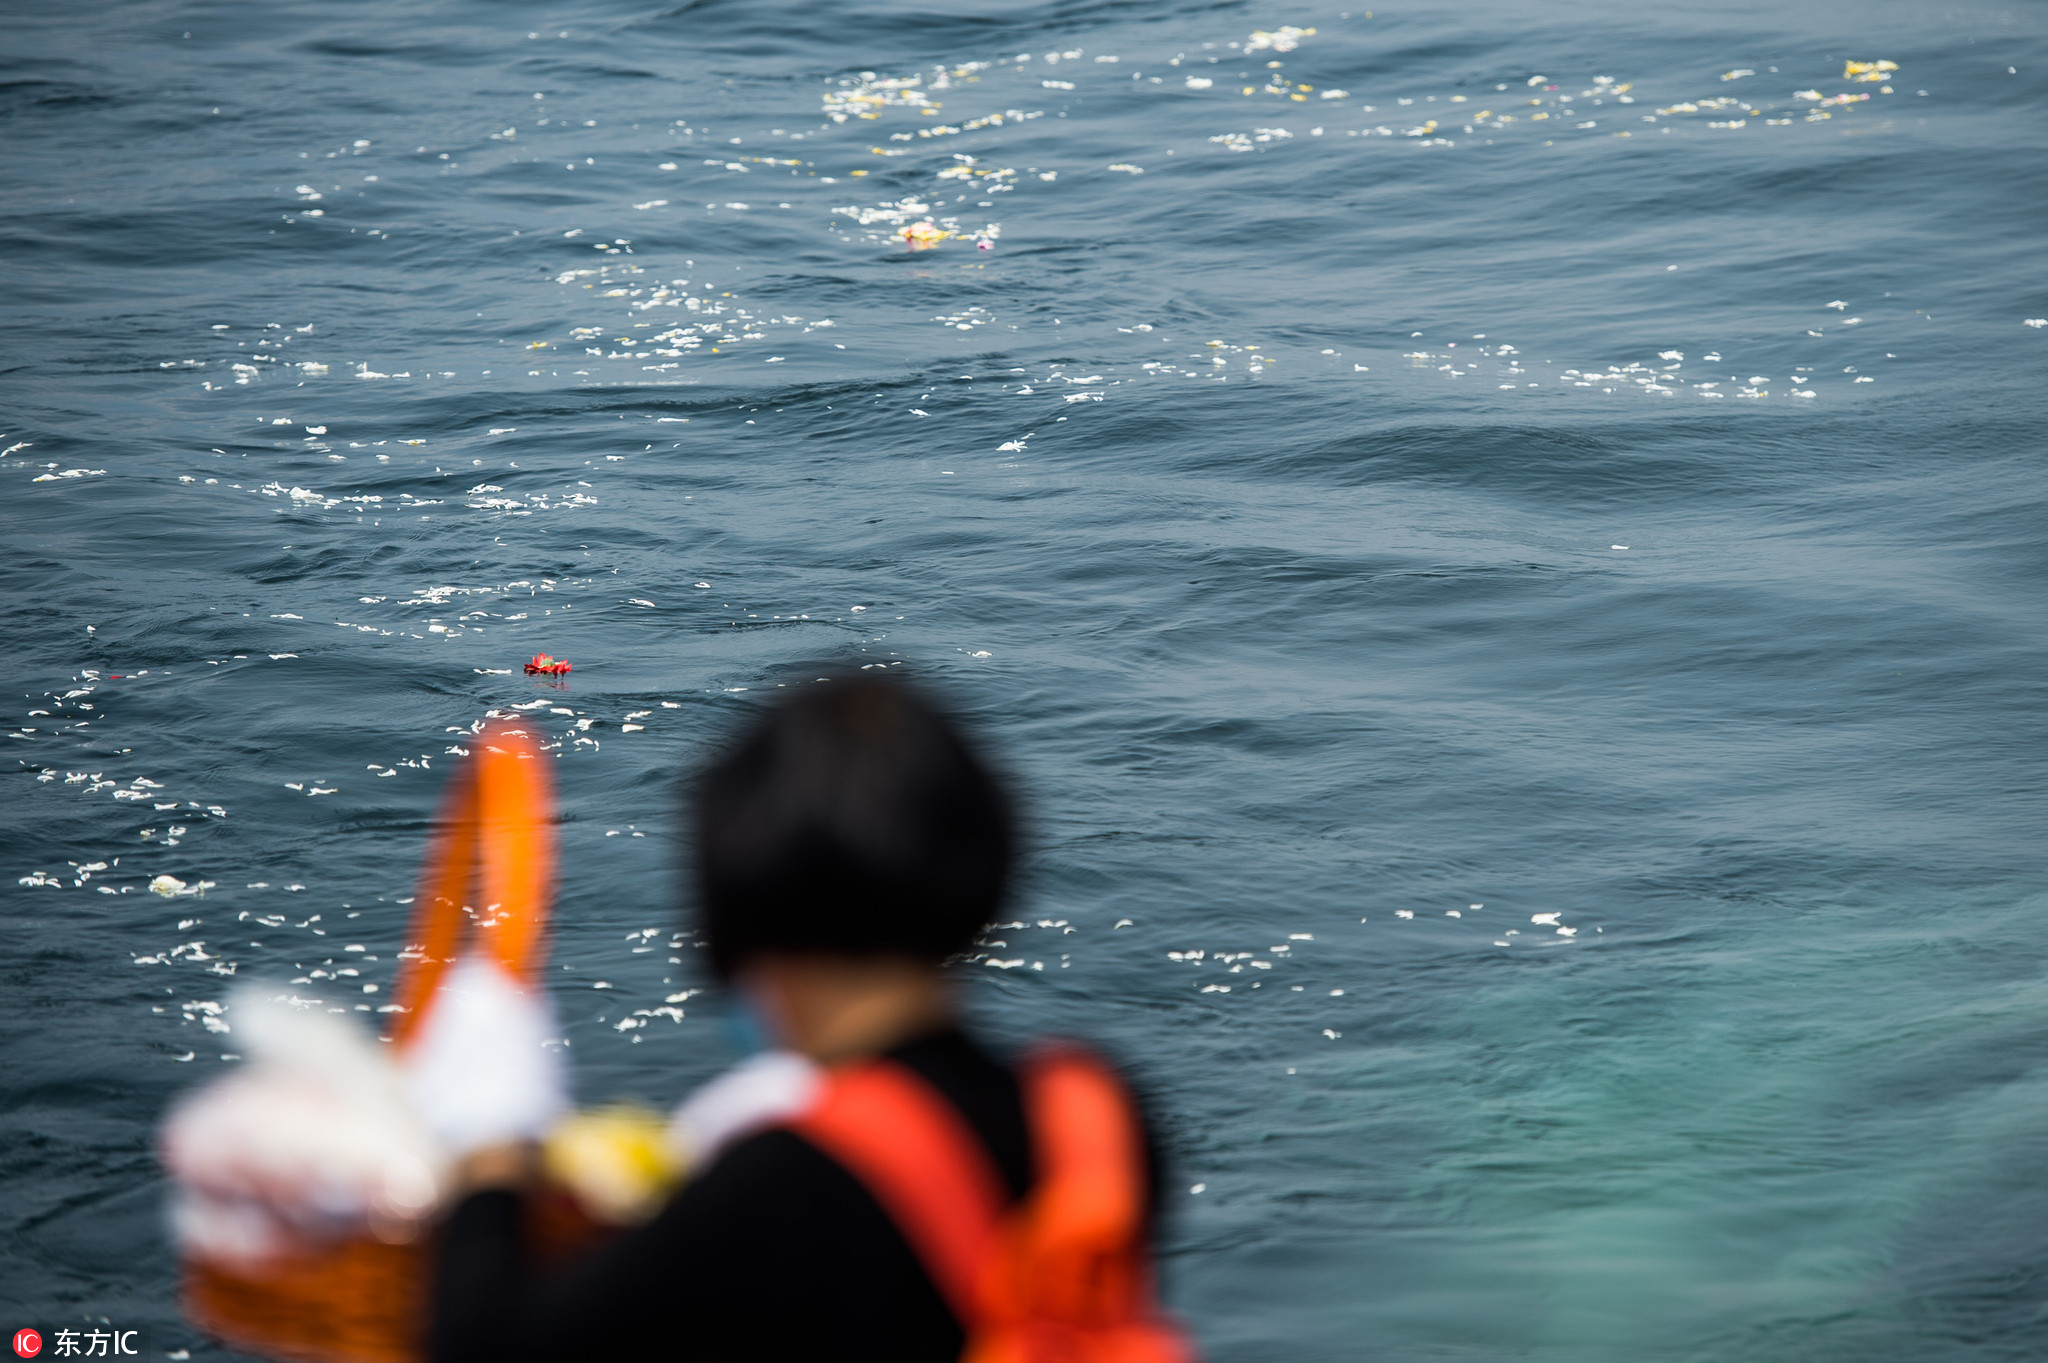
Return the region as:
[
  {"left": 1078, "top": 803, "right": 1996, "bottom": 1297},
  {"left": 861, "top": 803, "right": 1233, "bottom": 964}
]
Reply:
[
  {"left": 181, "top": 724, "right": 600, "bottom": 1363},
  {"left": 185, "top": 1238, "right": 425, "bottom": 1363}
]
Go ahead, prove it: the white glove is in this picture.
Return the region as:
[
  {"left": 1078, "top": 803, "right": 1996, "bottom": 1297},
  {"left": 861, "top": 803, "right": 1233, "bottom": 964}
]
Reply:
[
  {"left": 402, "top": 953, "right": 568, "bottom": 1157},
  {"left": 162, "top": 986, "right": 445, "bottom": 1264}
]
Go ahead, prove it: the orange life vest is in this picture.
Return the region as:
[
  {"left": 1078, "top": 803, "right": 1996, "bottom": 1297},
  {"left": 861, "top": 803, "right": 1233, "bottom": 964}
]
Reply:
[{"left": 791, "top": 1044, "right": 1197, "bottom": 1363}]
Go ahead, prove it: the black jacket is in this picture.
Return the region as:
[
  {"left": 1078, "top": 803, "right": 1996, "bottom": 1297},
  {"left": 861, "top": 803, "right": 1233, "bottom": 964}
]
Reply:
[{"left": 431, "top": 1028, "right": 1157, "bottom": 1363}]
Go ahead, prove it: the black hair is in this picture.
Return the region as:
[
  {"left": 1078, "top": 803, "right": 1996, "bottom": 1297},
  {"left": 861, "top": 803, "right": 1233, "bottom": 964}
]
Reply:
[{"left": 690, "top": 675, "right": 1015, "bottom": 977}]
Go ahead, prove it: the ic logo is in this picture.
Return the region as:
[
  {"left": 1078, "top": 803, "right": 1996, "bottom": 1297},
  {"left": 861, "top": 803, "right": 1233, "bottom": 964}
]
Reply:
[{"left": 11, "top": 1329, "right": 40, "bottom": 1359}]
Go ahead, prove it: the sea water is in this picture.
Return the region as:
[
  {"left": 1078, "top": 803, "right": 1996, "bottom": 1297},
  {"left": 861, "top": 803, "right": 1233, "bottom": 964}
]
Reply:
[{"left": 3, "top": 0, "right": 2046, "bottom": 1357}]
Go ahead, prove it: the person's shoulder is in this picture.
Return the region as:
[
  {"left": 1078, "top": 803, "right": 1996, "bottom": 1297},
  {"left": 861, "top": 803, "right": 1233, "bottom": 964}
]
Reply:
[
  {"left": 693, "top": 1124, "right": 843, "bottom": 1194},
  {"left": 650, "top": 1121, "right": 902, "bottom": 1263}
]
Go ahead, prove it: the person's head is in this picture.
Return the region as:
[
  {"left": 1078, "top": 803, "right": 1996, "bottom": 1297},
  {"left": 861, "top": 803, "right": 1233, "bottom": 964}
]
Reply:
[{"left": 690, "top": 675, "right": 1015, "bottom": 983}]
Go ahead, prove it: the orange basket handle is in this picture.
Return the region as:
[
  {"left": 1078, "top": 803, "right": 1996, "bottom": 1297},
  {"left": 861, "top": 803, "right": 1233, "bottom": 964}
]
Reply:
[{"left": 385, "top": 722, "right": 556, "bottom": 1049}]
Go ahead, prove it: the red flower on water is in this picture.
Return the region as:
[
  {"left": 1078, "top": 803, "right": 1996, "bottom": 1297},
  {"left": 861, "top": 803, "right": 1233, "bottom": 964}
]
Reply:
[{"left": 524, "top": 653, "right": 573, "bottom": 675}]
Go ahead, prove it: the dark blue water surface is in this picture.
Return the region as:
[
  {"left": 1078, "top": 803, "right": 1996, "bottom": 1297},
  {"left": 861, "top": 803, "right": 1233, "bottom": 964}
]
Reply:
[{"left": 5, "top": 0, "right": 2047, "bottom": 1356}]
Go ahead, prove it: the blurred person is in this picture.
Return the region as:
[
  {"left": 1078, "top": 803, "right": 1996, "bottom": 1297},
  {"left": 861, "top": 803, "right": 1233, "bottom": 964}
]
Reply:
[{"left": 431, "top": 675, "right": 1189, "bottom": 1363}]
